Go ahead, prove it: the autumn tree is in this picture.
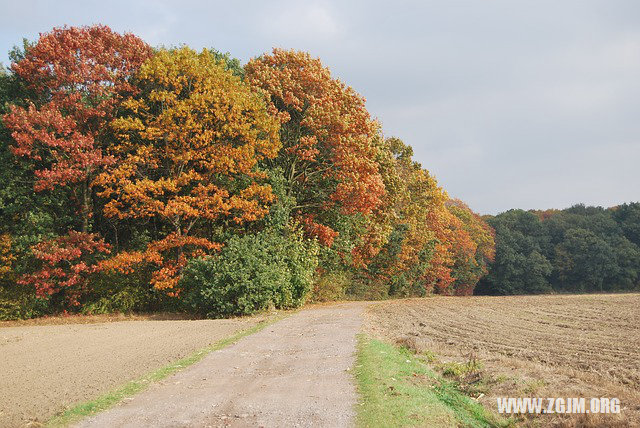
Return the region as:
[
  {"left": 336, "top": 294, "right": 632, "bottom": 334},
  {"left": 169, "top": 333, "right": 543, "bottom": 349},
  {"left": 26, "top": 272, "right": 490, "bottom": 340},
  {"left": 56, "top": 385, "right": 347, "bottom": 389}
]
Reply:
[
  {"left": 1, "top": 26, "right": 151, "bottom": 309},
  {"left": 446, "top": 199, "right": 496, "bottom": 295},
  {"left": 363, "top": 137, "right": 452, "bottom": 296},
  {"left": 0, "top": 25, "right": 511, "bottom": 315},
  {"left": 95, "top": 47, "right": 281, "bottom": 290},
  {"left": 245, "top": 49, "right": 385, "bottom": 263},
  {"left": 357, "top": 138, "right": 496, "bottom": 297},
  {"left": 18, "top": 232, "right": 110, "bottom": 305},
  {"left": 3, "top": 25, "right": 152, "bottom": 232},
  {"left": 401, "top": 172, "right": 461, "bottom": 295}
]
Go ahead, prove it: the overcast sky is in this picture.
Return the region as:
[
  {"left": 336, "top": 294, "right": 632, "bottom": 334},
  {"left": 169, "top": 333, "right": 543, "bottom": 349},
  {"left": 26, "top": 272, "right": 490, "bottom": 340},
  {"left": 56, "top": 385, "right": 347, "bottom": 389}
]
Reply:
[{"left": 1, "top": 0, "right": 638, "bottom": 214}]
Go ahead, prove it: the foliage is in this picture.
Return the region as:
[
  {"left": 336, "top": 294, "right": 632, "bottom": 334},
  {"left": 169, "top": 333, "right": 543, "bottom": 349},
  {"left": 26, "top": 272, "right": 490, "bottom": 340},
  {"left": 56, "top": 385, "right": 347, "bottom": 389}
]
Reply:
[
  {"left": 245, "top": 49, "right": 385, "bottom": 266},
  {"left": 3, "top": 25, "right": 152, "bottom": 232},
  {"left": 363, "top": 138, "right": 438, "bottom": 292},
  {"left": 446, "top": 199, "right": 496, "bottom": 295},
  {"left": 6, "top": 23, "right": 636, "bottom": 318},
  {"left": 310, "top": 270, "right": 350, "bottom": 302},
  {"left": 360, "top": 138, "right": 494, "bottom": 297},
  {"left": 209, "top": 49, "right": 245, "bottom": 78},
  {"left": 180, "top": 229, "right": 318, "bottom": 317},
  {"left": 0, "top": 234, "right": 15, "bottom": 279},
  {"left": 1, "top": 59, "right": 72, "bottom": 283},
  {"left": 94, "top": 47, "right": 281, "bottom": 291},
  {"left": 0, "top": 26, "right": 152, "bottom": 317},
  {"left": 81, "top": 269, "right": 157, "bottom": 314},
  {"left": 0, "top": 287, "right": 47, "bottom": 320},
  {"left": 611, "top": 203, "right": 640, "bottom": 247},
  {"left": 476, "top": 210, "right": 553, "bottom": 295},
  {"left": 477, "top": 206, "right": 640, "bottom": 295},
  {"left": 18, "top": 231, "right": 111, "bottom": 306},
  {"left": 0, "top": 242, "right": 50, "bottom": 318},
  {"left": 1, "top": 26, "right": 500, "bottom": 318}
]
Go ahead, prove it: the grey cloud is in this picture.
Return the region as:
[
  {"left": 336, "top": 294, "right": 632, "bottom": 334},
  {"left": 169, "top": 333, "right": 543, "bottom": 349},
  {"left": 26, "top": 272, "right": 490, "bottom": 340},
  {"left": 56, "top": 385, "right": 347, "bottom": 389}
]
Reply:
[{"left": 1, "top": 0, "right": 638, "bottom": 213}]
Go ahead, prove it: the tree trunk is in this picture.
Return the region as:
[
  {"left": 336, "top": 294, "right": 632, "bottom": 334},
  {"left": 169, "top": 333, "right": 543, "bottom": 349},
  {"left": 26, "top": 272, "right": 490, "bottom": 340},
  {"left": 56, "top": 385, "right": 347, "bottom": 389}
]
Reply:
[{"left": 81, "top": 179, "right": 91, "bottom": 233}]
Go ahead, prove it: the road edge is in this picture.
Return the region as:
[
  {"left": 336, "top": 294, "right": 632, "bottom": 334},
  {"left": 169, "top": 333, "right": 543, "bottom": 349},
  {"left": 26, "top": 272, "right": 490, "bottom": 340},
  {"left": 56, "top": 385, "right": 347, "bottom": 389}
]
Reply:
[{"left": 353, "top": 334, "right": 513, "bottom": 427}]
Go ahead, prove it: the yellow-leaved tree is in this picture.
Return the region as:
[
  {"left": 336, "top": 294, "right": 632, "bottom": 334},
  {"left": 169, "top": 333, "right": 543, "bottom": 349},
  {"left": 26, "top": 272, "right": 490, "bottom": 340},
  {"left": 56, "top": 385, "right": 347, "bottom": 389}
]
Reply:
[{"left": 95, "top": 47, "right": 281, "bottom": 291}]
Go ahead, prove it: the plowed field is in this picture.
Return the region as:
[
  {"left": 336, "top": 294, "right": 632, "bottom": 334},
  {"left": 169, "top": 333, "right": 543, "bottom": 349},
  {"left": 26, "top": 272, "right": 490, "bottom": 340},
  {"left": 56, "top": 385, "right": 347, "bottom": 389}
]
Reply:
[{"left": 366, "top": 294, "right": 640, "bottom": 426}]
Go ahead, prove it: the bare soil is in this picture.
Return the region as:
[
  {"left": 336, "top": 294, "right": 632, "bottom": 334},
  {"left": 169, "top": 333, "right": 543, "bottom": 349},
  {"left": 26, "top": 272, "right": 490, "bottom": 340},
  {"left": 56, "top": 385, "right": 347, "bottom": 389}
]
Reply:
[
  {"left": 365, "top": 293, "right": 640, "bottom": 427},
  {"left": 0, "top": 314, "right": 269, "bottom": 427},
  {"left": 76, "top": 303, "right": 364, "bottom": 428},
  {"left": 0, "top": 312, "right": 198, "bottom": 328}
]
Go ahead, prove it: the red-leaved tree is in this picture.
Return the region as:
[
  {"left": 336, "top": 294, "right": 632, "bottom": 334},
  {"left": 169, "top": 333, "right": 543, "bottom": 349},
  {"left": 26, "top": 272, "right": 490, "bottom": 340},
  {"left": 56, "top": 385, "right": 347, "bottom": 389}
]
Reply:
[
  {"left": 18, "top": 232, "right": 111, "bottom": 306},
  {"left": 4, "top": 25, "right": 152, "bottom": 232},
  {"left": 3, "top": 26, "right": 151, "bottom": 306}
]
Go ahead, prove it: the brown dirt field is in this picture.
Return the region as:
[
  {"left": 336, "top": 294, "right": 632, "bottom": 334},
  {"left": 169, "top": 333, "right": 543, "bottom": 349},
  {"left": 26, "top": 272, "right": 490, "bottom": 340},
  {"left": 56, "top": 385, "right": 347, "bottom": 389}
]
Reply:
[
  {"left": 0, "top": 312, "right": 197, "bottom": 328},
  {"left": 0, "top": 313, "right": 272, "bottom": 428},
  {"left": 365, "top": 293, "right": 640, "bottom": 427}
]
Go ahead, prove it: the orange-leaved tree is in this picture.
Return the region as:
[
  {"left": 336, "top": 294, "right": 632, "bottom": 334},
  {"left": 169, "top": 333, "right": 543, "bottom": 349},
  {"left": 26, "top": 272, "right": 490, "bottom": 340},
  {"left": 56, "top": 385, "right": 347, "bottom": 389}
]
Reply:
[
  {"left": 95, "top": 47, "right": 281, "bottom": 291},
  {"left": 446, "top": 199, "right": 496, "bottom": 295},
  {"left": 361, "top": 137, "right": 494, "bottom": 297},
  {"left": 245, "top": 49, "right": 385, "bottom": 263},
  {"left": 363, "top": 137, "right": 452, "bottom": 296}
]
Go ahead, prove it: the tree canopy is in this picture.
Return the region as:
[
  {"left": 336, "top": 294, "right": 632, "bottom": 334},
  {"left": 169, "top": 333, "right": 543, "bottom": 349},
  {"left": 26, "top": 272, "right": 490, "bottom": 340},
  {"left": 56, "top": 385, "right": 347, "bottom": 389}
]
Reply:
[{"left": 476, "top": 205, "right": 640, "bottom": 295}]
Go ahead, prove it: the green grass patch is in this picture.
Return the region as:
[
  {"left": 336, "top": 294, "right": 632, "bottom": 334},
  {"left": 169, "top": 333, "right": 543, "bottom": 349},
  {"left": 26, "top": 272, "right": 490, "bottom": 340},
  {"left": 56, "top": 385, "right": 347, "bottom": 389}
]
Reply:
[
  {"left": 355, "top": 336, "right": 512, "bottom": 428},
  {"left": 47, "top": 314, "right": 287, "bottom": 427}
]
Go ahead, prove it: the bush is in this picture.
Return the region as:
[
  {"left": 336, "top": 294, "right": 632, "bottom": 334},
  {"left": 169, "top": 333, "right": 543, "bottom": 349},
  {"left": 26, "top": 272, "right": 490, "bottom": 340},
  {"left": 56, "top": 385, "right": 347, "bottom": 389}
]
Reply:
[
  {"left": 81, "top": 270, "right": 158, "bottom": 314},
  {"left": 180, "top": 230, "right": 318, "bottom": 317},
  {"left": 310, "top": 270, "right": 350, "bottom": 302},
  {"left": 0, "top": 283, "right": 49, "bottom": 320}
]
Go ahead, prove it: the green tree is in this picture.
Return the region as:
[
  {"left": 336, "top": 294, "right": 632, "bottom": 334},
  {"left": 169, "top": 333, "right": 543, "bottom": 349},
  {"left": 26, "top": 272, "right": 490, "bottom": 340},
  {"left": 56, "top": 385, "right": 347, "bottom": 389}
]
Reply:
[
  {"left": 475, "top": 210, "right": 552, "bottom": 295},
  {"left": 612, "top": 203, "right": 640, "bottom": 247},
  {"left": 552, "top": 229, "right": 618, "bottom": 292}
]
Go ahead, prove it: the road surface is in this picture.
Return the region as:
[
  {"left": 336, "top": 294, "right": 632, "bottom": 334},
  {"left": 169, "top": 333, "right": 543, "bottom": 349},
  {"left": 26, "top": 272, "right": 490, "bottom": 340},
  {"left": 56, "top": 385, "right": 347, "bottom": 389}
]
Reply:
[{"left": 77, "top": 303, "right": 364, "bottom": 427}]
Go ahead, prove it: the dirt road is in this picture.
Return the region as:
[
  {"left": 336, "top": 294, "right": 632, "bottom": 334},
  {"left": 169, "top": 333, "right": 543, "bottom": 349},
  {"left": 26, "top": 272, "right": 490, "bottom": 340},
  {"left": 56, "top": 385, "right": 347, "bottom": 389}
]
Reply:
[
  {"left": 0, "top": 315, "right": 267, "bottom": 427},
  {"left": 77, "top": 303, "right": 364, "bottom": 427}
]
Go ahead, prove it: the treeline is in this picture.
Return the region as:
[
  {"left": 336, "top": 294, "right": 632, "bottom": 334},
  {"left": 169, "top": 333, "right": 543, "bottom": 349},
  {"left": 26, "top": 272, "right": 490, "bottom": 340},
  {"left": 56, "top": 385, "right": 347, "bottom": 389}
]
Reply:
[
  {"left": 0, "top": 25, "right": 494, "bottom": 319},
  {"left": 476, "top": 204, "right": 640, "bottom": 295}
]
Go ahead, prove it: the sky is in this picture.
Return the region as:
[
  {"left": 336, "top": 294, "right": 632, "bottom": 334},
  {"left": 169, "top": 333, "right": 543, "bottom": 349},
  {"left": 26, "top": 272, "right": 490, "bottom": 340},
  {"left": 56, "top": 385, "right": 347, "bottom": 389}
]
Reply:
[{"left": 1, "top": 0, "right": 639, "bottom": 214}]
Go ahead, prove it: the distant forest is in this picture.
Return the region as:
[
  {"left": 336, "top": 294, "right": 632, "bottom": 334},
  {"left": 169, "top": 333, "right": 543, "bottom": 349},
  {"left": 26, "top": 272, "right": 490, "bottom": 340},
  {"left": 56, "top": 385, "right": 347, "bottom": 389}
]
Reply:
[{"left": 477, "top": 203, "right": 640, "bottom": 295}]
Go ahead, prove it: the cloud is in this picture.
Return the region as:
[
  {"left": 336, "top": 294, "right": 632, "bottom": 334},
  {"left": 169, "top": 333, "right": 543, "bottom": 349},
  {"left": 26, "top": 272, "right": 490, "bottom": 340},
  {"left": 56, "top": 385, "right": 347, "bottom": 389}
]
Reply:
[
  {"left": 259, "top": 2, "right": 342, "bottom": 41},
  {"left": 1, "top": 0, "right": 639, "bottom": 214}
]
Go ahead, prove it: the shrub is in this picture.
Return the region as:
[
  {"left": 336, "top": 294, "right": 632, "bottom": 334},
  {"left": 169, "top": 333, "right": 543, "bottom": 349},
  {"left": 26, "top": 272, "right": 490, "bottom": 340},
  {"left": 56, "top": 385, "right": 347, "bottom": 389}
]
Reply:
[
  {"left": 0, "top": 282, "right": 49, "bottom": 320},
  {"left": 180, "top": 230, "right": 317, "bottom": 317},
  {"left": 310, "top": 270, "right": 350, "bottom": 302},
  {"left": 80, "top": 270, "right": 159, "bottom": 314}
]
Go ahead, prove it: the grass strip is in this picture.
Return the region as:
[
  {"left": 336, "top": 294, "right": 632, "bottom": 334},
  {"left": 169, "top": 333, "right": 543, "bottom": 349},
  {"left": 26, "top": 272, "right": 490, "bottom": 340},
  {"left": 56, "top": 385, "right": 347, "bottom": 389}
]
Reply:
[
  {"left": 47, "top": 313, "right": 287, "bottom": 427},
  {"left": 355, "top": 335, "right": 512, "bottom": 428}
]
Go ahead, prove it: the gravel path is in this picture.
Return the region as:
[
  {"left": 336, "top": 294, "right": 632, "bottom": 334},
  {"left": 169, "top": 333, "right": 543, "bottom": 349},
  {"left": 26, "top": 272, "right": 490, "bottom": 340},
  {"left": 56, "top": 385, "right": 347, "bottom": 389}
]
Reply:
[
  {"left": 0, "top": 316, "right": 265, "bottom": 427},
  {"left": 77, "top": 303, "right": 364, "bottom": 428}
]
